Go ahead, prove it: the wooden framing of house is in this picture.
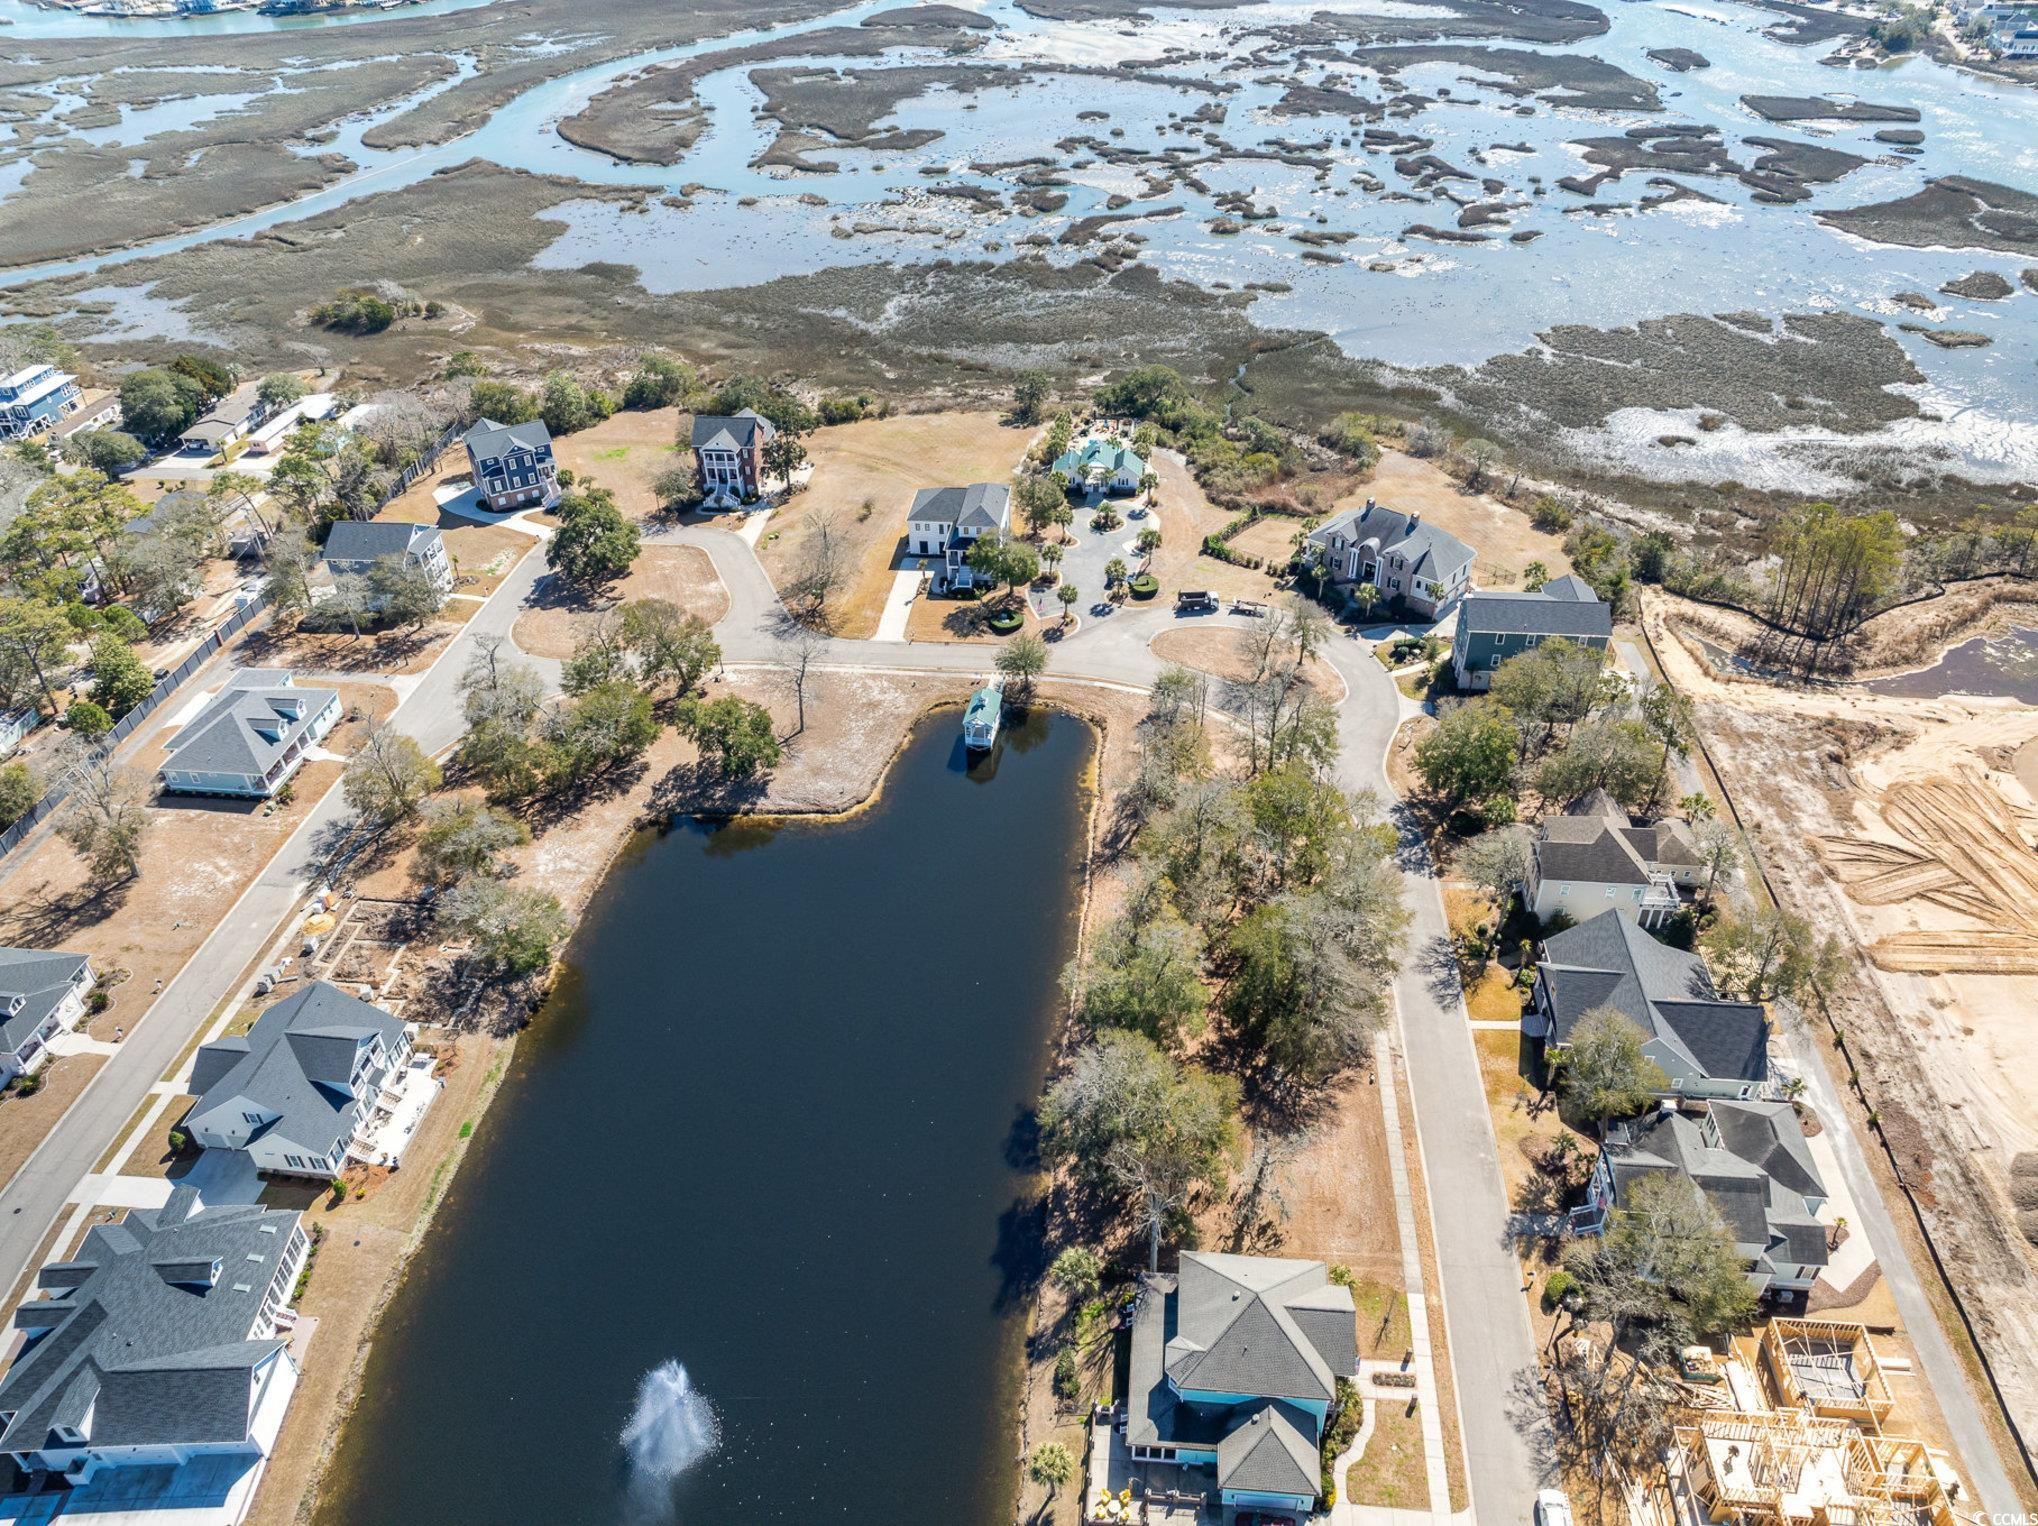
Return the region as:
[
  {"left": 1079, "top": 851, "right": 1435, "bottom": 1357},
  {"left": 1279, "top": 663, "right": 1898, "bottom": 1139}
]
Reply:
[
  {"left": 1672, "top": 1408, "right": 1955, "bottom": 1526},
  {"left": 1759, "top": 1320, "right": 1896, "bottom": 1432}
]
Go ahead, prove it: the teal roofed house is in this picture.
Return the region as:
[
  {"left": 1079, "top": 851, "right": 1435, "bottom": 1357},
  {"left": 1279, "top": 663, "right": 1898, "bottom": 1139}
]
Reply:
[{"left": 1052, "top": 436, "right": 1148, "bottom": 495}]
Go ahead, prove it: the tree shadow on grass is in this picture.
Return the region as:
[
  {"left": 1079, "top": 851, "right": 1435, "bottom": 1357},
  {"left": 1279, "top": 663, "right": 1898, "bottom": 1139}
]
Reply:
[
  {"left": 644, "top": 759, "right": 771, "bottom": 821},
  {"left": 521, "top": 758, "right": 652, "bottom": 838},
  {"left": 0, "top": 877, "right": 133, "bottom": 945},
  {"left": 237, "top": 623, "right": 441, "bottom": 676}
]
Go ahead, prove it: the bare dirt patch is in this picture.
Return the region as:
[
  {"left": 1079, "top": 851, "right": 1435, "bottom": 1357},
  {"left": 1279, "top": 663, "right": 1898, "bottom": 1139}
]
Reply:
[
  {"left": 1645, "top": 592, "right": 2038, "bottom": 1471},
  {"left": 756, "top": 411, "right": 1038, "bottom": 638},
  {"left": 510, "top": 545, "right": 730, "bottom": 659},
  {"left": 551, "top": 407, "right": 685, "bottom": 521},
  {"left": 1149, "top": 625, "right": 1346, "bottom": 701},
  {"left": 237, "top": 619, "right": 458, "bottom": 677}
]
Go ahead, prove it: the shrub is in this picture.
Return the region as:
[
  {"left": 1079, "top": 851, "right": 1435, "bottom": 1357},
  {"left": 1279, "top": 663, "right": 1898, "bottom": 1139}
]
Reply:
[
  {"left": 310, "top": 288, "right": 399, "bottom": 335},
  {"left": 1052, "top": 1346, "right": 1080, "bottom": 1405},
  {"left": 87, "top": 988, "right": 110, "bottom": 1014},
  {"left": 167, "top": 1127, "right": 189, "bottom": 1153},
  {"left": 1541, "top": 1269, "right": 1577, "bottom": 1310},
  {"left": 14, "top": 1072, "right": 42, "bottom": 1096},
  {"left": 1405, "top": 418, "right": 1450, "bottom": 458},
  {"left": 1326, "top": 1262, "right": 1355, "bottom": 1288},
  {"left": 64, "top": 700, "right": 112, "bottom": 741},
  {"left": 1529, "top": 495, "right": 1574, "bottom": 533}
]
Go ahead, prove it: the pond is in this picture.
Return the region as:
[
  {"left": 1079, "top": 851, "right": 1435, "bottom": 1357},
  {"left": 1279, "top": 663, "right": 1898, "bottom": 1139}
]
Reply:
[
  {"left": 314, "top": 707, "right": 1093, "bottom": 1524},
  {"left": 1864, "top": 625, "right": 2038, "bottom": 703}
]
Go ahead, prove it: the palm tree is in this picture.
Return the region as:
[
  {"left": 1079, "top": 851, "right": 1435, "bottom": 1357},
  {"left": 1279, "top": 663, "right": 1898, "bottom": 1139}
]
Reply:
[
  {"left": 1138, "top": 469, "right": 1158, "bottom": 503},
  {"left": 1354, "top": 581, "right": 1381, "bottom": 621},
  {"left": 1105, "top": 556, "right": 1128, "bottom": 592},
  {"left": 1029, "top": 1441, "right": 1075, "bottom": 1500},
  {"left": 1135, "top": 526, "right": 1162, "bottom": 568},
  {"left": 1057, "top": 583, "right": 1079, "bottom": 626},
  {"left": 1041, "top": 542, "right": 1064, "bottom": 578}
]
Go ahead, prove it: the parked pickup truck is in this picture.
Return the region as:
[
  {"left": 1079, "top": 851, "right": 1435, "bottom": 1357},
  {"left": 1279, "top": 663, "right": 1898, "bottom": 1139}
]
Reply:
[{"left": 1175, "top": 590, "right": 1218, "bottom": 613}]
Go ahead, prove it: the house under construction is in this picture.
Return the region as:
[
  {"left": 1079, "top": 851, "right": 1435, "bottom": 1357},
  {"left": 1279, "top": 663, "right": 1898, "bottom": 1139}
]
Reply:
[
  {"left": 1759, "top": 1320, "right": 1897, "bottom": 1433},
  {"left": 1673, "top": 1408, "right": 1958, "bottom": 1525}
]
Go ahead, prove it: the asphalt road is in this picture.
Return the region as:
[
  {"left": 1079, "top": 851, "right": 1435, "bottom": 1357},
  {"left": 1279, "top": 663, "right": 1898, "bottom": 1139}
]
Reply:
[
  {"left": 0, "top": 515, "right": 2012, "bottom": 1523},
  {"left": 0, "top": 542, "right": 551, "bottom": 1311}
]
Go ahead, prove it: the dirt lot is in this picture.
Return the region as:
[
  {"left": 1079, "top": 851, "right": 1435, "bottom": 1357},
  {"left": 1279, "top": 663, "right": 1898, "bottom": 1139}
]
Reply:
[
  {"left": 510, "top": 545, "right": 730, "bottom": 659},
  {"left": 1349, "top": 450, "right": 1572, "bottom": 592},
  {"left": 238, "top": 617, "right": 459, "bottom": 677},
  {"left": 1149, "top": 625, "right": 1347, "bottom": 703},
  {"left": 1644, "top": 590, "right": 2038, "bottom": 1476},
  {"left": 1147, "top": 450, "right": 1278, "bottom": 603},
  {"left": 550, "top": 406, "right": 685, "bottom": 520},
  {"left": 756, "top": 411, "right": 1039, "bottom": 638}
]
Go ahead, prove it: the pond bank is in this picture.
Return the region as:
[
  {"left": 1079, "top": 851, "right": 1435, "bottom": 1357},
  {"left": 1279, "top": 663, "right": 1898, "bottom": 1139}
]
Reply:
[
  {"left": 258, "top": 675, "right": 1139, "bottom": 1526},
  {"left": 311, "top": 704, "right": 1098, "bottom": 1523}
]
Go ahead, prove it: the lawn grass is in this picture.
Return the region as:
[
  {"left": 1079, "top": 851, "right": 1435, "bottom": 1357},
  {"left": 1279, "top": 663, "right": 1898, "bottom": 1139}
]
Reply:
[
  {"left": 1465, "top": 965, "right": 1523, "bottom": 1023},
  {"left": 1352, "top": 1277, "right": 1413, "bottom": 1362},
  {"left": 1347, "top": 1395, "right": 1428, "bottom": 1510}
]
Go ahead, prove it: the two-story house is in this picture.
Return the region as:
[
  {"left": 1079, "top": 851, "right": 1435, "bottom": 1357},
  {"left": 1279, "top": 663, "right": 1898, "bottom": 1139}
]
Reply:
[
  {"left": 159, "top": 669, "right": 341, "bottom": 799},
  {"left": 1051, "top": 436, "right": 1148, "bottom": 495},
  {"left": 1530, "top": 908, "right": 1772, "bottom": 1101},
  {"left": 462, "top": 418, "right": 560, "bottom": 513},
  {"left": 906, "top": 483, "right": 1012, "bottom": 592},
  {"left": 185, "top": 982, "right": 437, "bottom": 1178},
  {"left": 1304, "top": 499, "right": 1474, "bottom": 620},
  {"left": 1573, "top": 1100, "right": 1829, "bottom": 1298},
  {"left": 0, "top": 1187, "right": 309, "bottom": 1511},
  {"left": 1450, "top": 575, "right": 1612, "bottom": 690},
  {"left": 1526, "top": 788, "right": 1705, "bottom": 929},
  {"left": 1126, "top": 1251, "right": 1356, "bottom": 1518},
  {"left": 317, "top": 521, "right": 455, "bottom": 604},
  {"left": 0, "top": 948, "right": 95, "bottom": 1081},
  {"left": 691, "top": 410, "right": 777, "bottom": 506},
  {"left": 0, "top": 365, "right": 83, "bottom": 442}
]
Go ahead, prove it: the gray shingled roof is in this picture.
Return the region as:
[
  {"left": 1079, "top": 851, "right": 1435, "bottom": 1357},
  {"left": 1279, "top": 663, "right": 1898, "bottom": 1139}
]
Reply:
[
  {"left": 462, "top": 417, "right": 553, "bottom": 467},
  {"left": 181, "top": 382, "right": 264, "bottom": 446},
  {"left": 1216, "top": 1399, "right": 1320, "bottom": 1498},
  {"left": 0, "top": 1189, "right": 299, "bottom": 1457},
  {"left": 162, "top": 671, "right": 337, "bottom": 782},
  {"left": 190, "top": 982, "right": 404, "bottom": 1161},
  {"left": 1458, "top": 587, "right": 1613, "bottom": 639},
  {"left": 1307, "top": 501, "right": 1473, "bottom": 584},
  {"left": 321, "top": 520, "right": 441, "bottom": 567},
  {"left": 689, "top": 409, "right": 776, "bottom": 453},
  {"left": 1604, "top": 1101, "right": 1826, "bottom": 1278},
  {"left": 0, "top": 949, "right": 88, "bottom": 1059},
  {"left": 1125, "top": 1253, "right": 1353, "bottom": 1503},
  {"left": 1539, "top": 911, "right": 1769, "bottom": 1089},
  {"left": 908, "top": 482, "right": 1010, "bottom": 532}
]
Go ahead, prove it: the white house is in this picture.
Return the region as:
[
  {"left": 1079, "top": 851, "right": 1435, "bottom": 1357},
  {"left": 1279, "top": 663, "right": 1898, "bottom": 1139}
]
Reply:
[
  {"left": 317, "top": 520, "right": 455, "bottom": 601},
  {"left": 0, "top": 949, "right": 95, "bottom": 1080},
  {"left": 0, "top": 1187, "right": 308, "bottom": 1515},
  {"left": 907, "top": 483, "right": 1012, "bottom": 592},
  {"left": 0, "top": 706, "right": 35, "bottom": 758},
  {"left": 160, "top": 670, "right": 340, "bottom": 799},
  {"left": 1526, "top": 789, "right": 1704, "bottom": 928},
  {"left": 186, "top": 981, "right": 438, "bottom": 1178},
  {"left": 239, "top": 392, "right": 337, "bottom": 458},
  {"left": 1125, "top": 1252, "right": 1355, "bottom": 1517},
  {"left": 1573, "top": 1101, "right": 1828, "bottom": 1297},
  {"left": 1304, "top": 499, "right": 1474, "bottom": 619}
]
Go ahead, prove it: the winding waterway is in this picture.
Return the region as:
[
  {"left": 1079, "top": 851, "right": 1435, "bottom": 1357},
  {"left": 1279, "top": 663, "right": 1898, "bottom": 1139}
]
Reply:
[
  {"left": 7, "top": 0, "right": 2038, "bottom": 483},
  {"left": 314, "top": 710, "right": 1091, "bottom": 1524}
]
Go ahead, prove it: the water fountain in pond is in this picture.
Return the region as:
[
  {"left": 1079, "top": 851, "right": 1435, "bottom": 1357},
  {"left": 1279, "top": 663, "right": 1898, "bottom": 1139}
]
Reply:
[{"left": 621, "top": 1361, "right": 720, "bottom": 1514}]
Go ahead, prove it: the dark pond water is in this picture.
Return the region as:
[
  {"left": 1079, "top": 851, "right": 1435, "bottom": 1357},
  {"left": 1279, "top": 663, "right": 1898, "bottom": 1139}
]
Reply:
[
  {"left": 315, "top": 709, "right": 1092, "bottom": 1525},
  {"left": 1865, "top": 627, "right": 2038, "bottom": 703}
]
